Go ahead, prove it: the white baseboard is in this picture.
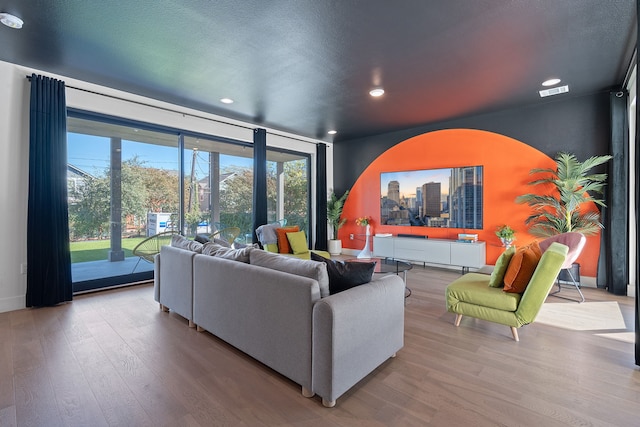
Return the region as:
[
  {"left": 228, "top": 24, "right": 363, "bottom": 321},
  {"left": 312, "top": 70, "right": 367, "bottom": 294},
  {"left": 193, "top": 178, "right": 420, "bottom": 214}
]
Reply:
[
  {"left": 579, "top": 276, "right": 597, "bottom": 289},
  {"left": 341, "top": 248, "right": 360, "bottom": 257},
  {"left": 0, "top": 294, "right": 25, "bottom": 314}
]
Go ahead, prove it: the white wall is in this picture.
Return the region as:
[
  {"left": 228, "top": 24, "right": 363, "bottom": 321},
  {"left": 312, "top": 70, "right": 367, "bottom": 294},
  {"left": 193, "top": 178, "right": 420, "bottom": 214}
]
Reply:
[
  {"left": 0, "top": 61, "right": 30, "bottom": 312},
  {"left": 0, "top": 59, "right": 333, "bottom": 313}
]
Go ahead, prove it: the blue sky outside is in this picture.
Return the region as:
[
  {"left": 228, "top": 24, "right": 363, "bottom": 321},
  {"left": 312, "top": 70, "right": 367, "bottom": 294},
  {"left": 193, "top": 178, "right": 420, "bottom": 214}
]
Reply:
[
  {"left": 67, "top": 133, "right": 252, "bottom": 178},
  {"left": 380, "top": 168, "right": 451, "bottom": 199}
]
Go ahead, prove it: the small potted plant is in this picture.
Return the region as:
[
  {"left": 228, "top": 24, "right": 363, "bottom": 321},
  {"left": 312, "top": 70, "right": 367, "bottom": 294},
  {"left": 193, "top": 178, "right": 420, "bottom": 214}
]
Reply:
[
  {"left": 327, "top": 190, "right": 349, "bottom": 255},
  {"left": 496, "top": 225, "right": 516, "bottom": 248}
]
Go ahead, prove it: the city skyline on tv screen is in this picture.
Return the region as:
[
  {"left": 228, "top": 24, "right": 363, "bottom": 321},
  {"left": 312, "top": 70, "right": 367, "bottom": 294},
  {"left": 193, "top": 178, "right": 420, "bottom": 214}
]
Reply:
[{"left": 380, "top": 166, "right": 483, "bottom": 229}]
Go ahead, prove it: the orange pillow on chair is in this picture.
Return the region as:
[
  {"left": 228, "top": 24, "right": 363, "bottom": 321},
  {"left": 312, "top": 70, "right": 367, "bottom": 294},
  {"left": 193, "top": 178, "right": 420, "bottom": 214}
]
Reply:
[
  {"left": 503, "top": 241, "right": 542, "bottom": 293},
  {"left": 275, "top": 226, "right": 299, "bottom": 253}
]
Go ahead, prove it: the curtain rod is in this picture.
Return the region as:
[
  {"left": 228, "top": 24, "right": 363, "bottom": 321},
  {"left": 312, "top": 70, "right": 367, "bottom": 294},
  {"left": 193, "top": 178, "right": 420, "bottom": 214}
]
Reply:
[{"left": 25, "top": 74, "right": 323, "bottom": 146}]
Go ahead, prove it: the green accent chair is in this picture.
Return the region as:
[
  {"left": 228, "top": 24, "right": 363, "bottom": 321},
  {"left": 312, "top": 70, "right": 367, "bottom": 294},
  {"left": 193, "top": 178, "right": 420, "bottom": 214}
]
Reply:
[{"left": 445, "top": 242, "right": 568, "bottom": 341}]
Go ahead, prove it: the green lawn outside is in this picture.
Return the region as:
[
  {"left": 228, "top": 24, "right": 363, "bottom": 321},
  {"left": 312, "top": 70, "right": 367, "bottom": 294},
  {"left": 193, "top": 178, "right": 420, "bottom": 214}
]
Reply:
[{"left": 70, "top": 237, "right": 146, "bottom": 263}]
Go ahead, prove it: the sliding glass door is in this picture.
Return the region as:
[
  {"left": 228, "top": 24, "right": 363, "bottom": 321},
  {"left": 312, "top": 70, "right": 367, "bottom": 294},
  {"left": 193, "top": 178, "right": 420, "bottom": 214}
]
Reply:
[
  {"left": 67, "top": 114, "right": 180, "bottom": 291},
  {"left": 267, "top": 149, "right": 311, "bottom": 237},
  {"left": 67, "top": 111, "right": 312, "bottom": 292},
  {"left": 183, "top": 136, "right": 254, "bottom": 242}
]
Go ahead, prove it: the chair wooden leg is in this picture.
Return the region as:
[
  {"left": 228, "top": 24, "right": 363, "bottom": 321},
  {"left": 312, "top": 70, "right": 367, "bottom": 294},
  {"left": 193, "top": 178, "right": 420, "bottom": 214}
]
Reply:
[
  {"left": 160, "top": 304, "right": 169, "bottom": 312},
  {"left": 454, "top": 314, "right": 462, "bottom": 326},
  {"left": 510, "top": 327, "right": 519, "bottom": 341},
  {"left": 196, "top": 325, "right": 204, "bottom": 332},
  {"left": 302, "top": 387, "right": 314, "bottom": 398},
  {"left": 188, "top": 320, "right": 195, "bottom": 328}
]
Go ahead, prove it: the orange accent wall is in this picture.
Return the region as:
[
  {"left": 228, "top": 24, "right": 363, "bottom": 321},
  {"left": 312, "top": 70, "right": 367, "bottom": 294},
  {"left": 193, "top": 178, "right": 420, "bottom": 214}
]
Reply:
[{"left": 340, "top": 129, "right": 601, "bottom": 277}]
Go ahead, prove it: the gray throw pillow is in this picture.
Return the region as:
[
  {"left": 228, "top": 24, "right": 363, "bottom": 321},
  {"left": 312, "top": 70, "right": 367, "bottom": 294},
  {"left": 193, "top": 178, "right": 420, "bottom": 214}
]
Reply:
[
  {"left": 202, "top": 242, "right": 224, "bottom": 256},
  {"left": 170, "top": 234, "right": 203, "bottom": 253},
  {"left": 202, "top": 242, "right": 252, "bottom": 262},
  {"left": 213, "top": 246, "right": 252, "bottom": 263},
  {"left": 249, "top": 249, "right": 330, "bottom": 297},
  {"left": 213, "top": 237, "right": 232, "bottom": 248}
]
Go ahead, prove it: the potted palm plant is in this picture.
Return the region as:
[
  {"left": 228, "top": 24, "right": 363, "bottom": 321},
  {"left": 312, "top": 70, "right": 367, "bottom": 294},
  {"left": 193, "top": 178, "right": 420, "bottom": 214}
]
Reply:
[
  {"left": 515, "top": 152, "right": 612, "bottom": 237},
  {"left": 516, "top": 152, "right": 612, "bottom": 284},
  {"left": 327, "top": 190, "right": 349, "bottom": 255}
]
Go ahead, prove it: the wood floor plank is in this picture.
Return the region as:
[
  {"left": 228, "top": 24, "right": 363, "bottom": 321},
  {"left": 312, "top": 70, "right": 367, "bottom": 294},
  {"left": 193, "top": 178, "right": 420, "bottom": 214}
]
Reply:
[{"left": 1, "top": 267, "right": 639, "bottom": 426}]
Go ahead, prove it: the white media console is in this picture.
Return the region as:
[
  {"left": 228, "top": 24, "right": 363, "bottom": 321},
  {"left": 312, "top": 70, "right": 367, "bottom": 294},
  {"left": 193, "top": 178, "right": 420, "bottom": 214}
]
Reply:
[{"left": 372, "top": 236, "right": 486, "bottom": 272}]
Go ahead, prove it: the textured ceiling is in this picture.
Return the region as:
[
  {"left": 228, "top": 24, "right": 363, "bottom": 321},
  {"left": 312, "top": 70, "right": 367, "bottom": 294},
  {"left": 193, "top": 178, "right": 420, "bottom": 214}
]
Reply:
[{"left": 0, "top": 1, "right": 636, "bottom": 143}]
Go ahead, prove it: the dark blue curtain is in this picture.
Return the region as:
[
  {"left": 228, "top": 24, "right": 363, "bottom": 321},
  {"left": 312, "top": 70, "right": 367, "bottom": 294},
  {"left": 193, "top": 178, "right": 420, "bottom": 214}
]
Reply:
[
  {"left": 315, "top": 143, "right": 328, "bottom": 251},
  {"left": 26, "top": 74, "right": 72, "bottom": 307},
  {"left": 252, "top": 128, "right": 267, "bottom": 242},
  {"left": 635, "top": 0, "right": 639, "bottom": 367},
  {"left": 605, "top": 91, "right": 629, "bottom": 296}
]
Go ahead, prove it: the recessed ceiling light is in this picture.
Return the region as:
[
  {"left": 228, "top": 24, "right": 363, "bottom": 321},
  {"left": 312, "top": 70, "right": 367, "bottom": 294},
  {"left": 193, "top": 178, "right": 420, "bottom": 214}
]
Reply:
[
  {"left": 0, "top": 13, "right": 23, "bottom": 29},
  {"left": 327, "top": 130, "right": 337, "bottom": 135},
  {"left": 220, "top": 98, "right": 234, "bottom": 104},
  {"left": 369, "top": 88, "right": 385, "bottom": 97},
  {"left": 542, "top": 78, "right": 561, "bottom": 87}
]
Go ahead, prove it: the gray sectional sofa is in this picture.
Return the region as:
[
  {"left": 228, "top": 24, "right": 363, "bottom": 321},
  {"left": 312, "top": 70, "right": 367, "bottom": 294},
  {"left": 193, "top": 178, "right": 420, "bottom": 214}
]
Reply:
[{"left": 154, "top": 243, "right": 405, "bottom": 407}]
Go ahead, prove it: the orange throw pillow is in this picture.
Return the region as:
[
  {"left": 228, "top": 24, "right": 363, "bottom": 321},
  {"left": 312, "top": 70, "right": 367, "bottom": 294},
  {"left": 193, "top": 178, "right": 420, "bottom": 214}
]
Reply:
[
  {"left": 276, "top": 226, "right": 299, "bottom": 253},
  {"left": 529, "top": 240, "right": 542, "bottom": 258},
  {"left": 503, "top": 242, "right": 542, "bottom": 293}
]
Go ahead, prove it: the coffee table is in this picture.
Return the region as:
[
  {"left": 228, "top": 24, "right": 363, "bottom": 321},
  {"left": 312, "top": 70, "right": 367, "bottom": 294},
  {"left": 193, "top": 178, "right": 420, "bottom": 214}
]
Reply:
[{"left": 347, "top": 257, "right": 412, "bottom": 297}]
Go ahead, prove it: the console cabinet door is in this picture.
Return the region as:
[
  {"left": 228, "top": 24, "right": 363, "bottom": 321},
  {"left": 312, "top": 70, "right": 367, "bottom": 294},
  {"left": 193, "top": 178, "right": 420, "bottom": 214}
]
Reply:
[
  {"left": 450, "top": 241, "right": 486, "bottom": 268},
  {"left": 419, "top": 240, "right": 451, "bottom": 265},
  {"left": 373, "top": 237, "right": 394, "bottom": 258},
  {"left": 393, "top": 238, "right": 451, "bottom": 265}
]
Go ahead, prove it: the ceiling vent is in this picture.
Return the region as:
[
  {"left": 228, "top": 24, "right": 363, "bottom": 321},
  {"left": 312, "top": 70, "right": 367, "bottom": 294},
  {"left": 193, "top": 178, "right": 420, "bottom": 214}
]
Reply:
[{"left": 539, "top": 85, "right": 569, "bottom": 98}]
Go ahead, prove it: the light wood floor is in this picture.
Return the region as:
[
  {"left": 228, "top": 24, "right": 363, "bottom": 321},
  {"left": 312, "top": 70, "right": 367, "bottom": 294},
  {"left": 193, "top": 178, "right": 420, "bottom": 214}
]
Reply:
[{"left": 1, "top": 266, "right": 638, "bottom": 426}]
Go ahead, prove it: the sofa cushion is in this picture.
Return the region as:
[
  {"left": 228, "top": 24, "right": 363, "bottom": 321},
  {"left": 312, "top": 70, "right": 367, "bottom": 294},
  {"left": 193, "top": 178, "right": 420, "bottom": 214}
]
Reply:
[
  {"left": 249, "top": 249, "right": 330, "bottom": 297},
  {"left": 286, "top": 231, "right": 308, "bottom": 255},
  {"left": 503, "top": 242, "right": 542, "bottom": 293},
  {"left": 202, "top": 242, "right": 223, "bottom": 256},
  {"left": 488, "top": 246, "right": 516, "bottom": 288},
  {"left": 213, "top": 237, "right": 232, "bottom": 248},
  {"left": 310, "top": 252, "right": 376, "bottom": 295},
  {"left": 276, "top": 226, "right": 299, "bottom": 253},
  {"left": 170, "top": 234, "right": 204, "bottom": 253},
  {"left": 202, "top": 242, "right": 252, "bottom": 262}
]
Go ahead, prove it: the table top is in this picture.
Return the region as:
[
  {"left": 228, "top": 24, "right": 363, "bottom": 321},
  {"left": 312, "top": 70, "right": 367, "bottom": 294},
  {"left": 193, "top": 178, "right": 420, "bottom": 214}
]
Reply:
[{"left": 346, "top": 258, "right": 413, "bottom": 274}]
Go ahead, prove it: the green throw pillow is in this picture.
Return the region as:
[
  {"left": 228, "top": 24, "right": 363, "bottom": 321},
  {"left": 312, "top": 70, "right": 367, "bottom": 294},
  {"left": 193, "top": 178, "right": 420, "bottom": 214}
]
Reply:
[
  {"left": 489, "top": 246, "right": 516, "bottom": 287},
  {"left": 286, "top": 231, "right": 309, "bottom": 255}
]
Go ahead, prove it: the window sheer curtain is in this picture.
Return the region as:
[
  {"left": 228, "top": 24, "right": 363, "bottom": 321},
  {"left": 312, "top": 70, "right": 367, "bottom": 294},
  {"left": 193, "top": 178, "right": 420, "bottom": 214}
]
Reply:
[{"left": 26, "top": 74, "right": 72, "bottom": 307}]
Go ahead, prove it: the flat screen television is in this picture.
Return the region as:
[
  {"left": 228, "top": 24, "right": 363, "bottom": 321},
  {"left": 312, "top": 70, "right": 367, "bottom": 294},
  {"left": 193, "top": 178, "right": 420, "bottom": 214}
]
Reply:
[{"left": 380, "top": 166, "right": 483, "bottom": 229}]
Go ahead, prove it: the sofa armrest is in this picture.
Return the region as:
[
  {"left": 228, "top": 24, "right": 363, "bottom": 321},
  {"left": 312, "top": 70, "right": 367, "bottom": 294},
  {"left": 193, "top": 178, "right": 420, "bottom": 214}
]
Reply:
[
  {"left": 157, "top": 245, "right": 197, "bottom": 322},
  {"left": 312, "top": 274, "right": 405, "bottom": 405}
]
